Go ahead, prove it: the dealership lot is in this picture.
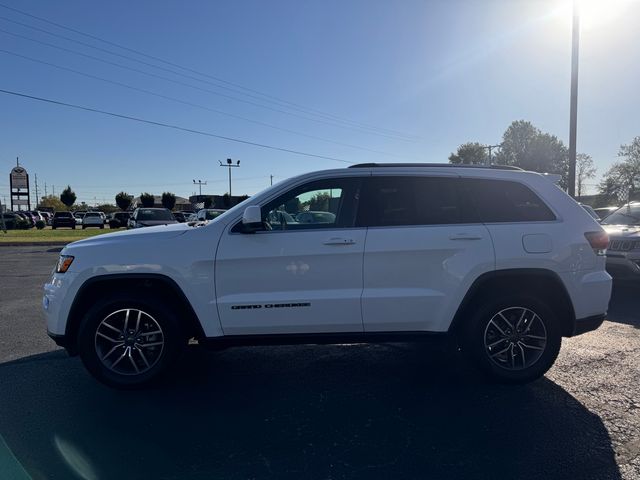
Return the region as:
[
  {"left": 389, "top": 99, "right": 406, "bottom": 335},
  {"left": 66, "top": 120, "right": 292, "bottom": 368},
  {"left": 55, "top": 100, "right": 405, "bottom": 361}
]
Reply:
[{"left": 0, "top": 246, "right": 638, "bottom": 479}]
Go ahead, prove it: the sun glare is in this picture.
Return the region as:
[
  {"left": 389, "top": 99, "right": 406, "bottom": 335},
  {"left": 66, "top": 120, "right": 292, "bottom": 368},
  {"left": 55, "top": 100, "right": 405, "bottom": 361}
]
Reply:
[{"left": 551, "top": 0, "right": 633, "bottom": 31}]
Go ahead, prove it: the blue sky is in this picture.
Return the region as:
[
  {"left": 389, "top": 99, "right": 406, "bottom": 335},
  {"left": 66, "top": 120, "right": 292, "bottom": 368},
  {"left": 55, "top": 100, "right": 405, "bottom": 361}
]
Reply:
[{"left": 0, "top": 0, "right": 638, "bottom": 205}]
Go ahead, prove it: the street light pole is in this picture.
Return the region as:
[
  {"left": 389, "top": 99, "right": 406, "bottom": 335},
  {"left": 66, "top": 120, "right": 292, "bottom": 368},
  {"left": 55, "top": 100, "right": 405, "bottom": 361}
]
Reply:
[
  {"left": 568, "top": 0, "right": 580, "bottom": 197},
  {"left": 483, "top": 144, "right": 502, "bottom": 166},
  {"left": 192, "top": 179, "right": 207, "bottom": 197},
  {"left": 219, "top": 158, "right": 240, "bottom": 196}
]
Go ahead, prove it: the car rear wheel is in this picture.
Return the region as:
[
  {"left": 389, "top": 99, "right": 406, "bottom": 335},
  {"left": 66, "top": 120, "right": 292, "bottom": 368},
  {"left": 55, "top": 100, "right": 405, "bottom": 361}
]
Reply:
[
  {"left": 77, "top": 294, "right": 184, "bottom": 389},
  {"left": 466, "top": 296, "right": 561, "bottom": 384}
]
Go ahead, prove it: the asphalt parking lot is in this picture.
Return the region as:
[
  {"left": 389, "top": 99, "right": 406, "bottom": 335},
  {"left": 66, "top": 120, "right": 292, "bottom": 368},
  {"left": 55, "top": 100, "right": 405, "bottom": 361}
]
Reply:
[{"left": 0, "top": 246, "right": 638, "bottom": 480}]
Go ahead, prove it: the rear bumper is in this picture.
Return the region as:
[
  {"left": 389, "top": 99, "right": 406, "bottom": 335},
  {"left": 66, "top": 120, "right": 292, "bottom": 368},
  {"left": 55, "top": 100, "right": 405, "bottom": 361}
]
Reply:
[{"left": 570, "top": 314, "right": 605, "bottom": 337}]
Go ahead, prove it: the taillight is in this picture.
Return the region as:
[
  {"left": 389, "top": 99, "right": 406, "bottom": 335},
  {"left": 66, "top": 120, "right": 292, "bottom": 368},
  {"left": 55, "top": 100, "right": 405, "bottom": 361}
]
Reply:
[{"left": 584, "top": 231, "right": 609, "bottom": 256}]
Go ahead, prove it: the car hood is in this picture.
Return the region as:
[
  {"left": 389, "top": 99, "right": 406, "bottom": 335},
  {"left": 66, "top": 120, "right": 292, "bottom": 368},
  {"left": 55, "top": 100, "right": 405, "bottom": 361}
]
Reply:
[
  {"left": 64, "top": 222, "right": 192, "bottom": 250},
  {"left": 602, "top": 224, "right": 640, "bottom": 239}
]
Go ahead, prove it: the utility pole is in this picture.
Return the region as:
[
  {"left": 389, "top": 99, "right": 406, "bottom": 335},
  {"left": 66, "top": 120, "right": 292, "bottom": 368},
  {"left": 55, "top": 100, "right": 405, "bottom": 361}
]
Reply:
[
  {"left": 219, "top": 158, "right": 240, "bottom": 196},
  {"left": 52, "top": 185, "right": 55, "bottom": 197},
  {"left": 44, "top": 182, "right": 48, "bottom": 197},
  {"left": 34, "top": 173, "right": 39, "bottom": 208},
  {"left": 482, "top": 144, "right": 502, "bottom": 166},
  {"left": 567, "top": 0, "right": 580, "bottom": 197},
  {"left": 192, "top": 179, "right": 207, "bottom": 197},
  {"left": 270, "top": 175, "right": 273, "bottom": 186}
]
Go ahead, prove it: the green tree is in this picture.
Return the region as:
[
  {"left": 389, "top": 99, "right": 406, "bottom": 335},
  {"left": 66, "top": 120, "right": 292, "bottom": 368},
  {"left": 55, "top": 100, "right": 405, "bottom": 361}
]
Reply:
[
  {"left": 448, "top": 142, "right": 489, "bottom": 165},
  {"left": 140, "top": 192, "right": 155, "bottom": 208},
  {"left": 161, "top": 192, "right": 176, "bottom": 210},
  {"left": 37, "top": 195, "right": 66, "bottom": 211},
  {"left": 95, "top": 204, "right": 118, "bottom": 214},
  {"left": 305, "top": 192, "right": 332, "bottom": 211},
  {"left": 493, "top": 120, "right": 569, "bottom": 187},
  {"left": 598, "top": 136, "right": 640, "bottom": 203},
  {"left": 222, "top": 193, "right": 231, "bottom": 208},
  {"left": 203, "top": 197, "right": 213, "bottom": 208},
  {"left": 115, "top": 192, "right": 133, "bottom": 211},
  {"left": 576, "top": 153, "right": 597, "bottom": 197},
  {"left": 60, "top": 186, "right": 77, "bottom": 208}
]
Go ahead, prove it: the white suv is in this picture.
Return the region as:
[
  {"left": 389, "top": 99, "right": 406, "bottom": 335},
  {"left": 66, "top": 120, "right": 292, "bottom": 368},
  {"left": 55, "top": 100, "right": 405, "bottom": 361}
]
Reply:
[{"left": 43, "top": 164, "right": 612, "bottom": 388}]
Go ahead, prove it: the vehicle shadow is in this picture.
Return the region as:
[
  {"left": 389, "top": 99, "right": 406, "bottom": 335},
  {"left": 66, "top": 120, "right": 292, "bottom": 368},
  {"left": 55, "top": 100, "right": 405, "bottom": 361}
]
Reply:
[
  {"left": 607, "top": 281, "right": 639, "bottom": 328},
  {"left": 0, "top": 344, "right": 621, "bottom": 480}
]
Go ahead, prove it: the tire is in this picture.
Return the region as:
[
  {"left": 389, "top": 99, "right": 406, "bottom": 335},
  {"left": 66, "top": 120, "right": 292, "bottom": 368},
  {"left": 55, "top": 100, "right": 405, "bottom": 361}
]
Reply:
[
  {"left": 100, "top": 225, "right": 104, "bottom": 229},
  {"left": 77, "top": 293, "right": 184, "bottom": 389},
  {"left": 465, "top": 295, "right": 561, "bottom": 384},
  {"left": 82, "top": 225, "right": 86, "bottom": 229},
  {"left": 72, "top": 225, "right": 76, "bottom": 230},
  {"left": 52, "top": 226, "right": 56, "bottom": 230}
]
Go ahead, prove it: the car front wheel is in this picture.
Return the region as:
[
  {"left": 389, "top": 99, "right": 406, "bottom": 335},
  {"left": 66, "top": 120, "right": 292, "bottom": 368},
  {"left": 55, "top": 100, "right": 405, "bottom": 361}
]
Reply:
[
  {"left": 466, "top": 296, "right": 561, "bottom": 384},
  {"left": 77, "top": 294, "right": 184, "bottom": 389}
]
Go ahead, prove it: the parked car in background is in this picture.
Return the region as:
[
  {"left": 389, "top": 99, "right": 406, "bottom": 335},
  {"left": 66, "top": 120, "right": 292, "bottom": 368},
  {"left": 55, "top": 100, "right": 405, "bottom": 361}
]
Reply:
[
  {"left": 108, "top": 212, "right": 131, "bottom": 229},
  {"left": 295, "top": 211, "right": 336, "bottom": 224},
  {"left": 172, "top": 211, "right": 187, "bottom": 223},
  {"left": 580, "top": 204, "right": 600, "bottom": 221},
  {"left": 52, "top": 211, "right": 76, "bottom": 229},
  {"left": 14, "top": 212, "right": 33, "bottom": 227},
  {"left": 196, "top": 209, "right": 226, "bottom": 221},
  {"left": 74, "top": 212, "right": 85, "bottom": 226},
  {"left": 82, "top": 211, "right": 104, "bottom": 229},
  {"left": 594, "top": 206, "right": 619, "bottom": 220},
  {"left": 128, "top": 208, "right": 178, "bottom": 228},
  {"left": 39, "top": 211, "right": 52, "bottom": 225},
  {"left": 600, "top": 203, "right": 640, "bottom": 280},
  {"left": 185, "top": 213, "right": 197, "bottom": 222},
  {"left": 22, "top": 212, "right": 38, "bottom": 226},
  {"left": 1, "top": 212, "right": 19, "bottom": 229}
]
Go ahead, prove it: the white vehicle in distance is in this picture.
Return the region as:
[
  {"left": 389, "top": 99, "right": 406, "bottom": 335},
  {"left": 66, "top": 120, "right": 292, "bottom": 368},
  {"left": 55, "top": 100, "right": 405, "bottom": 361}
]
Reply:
[
  {"left": 74, "top": 212, "right": 85, "bottom": 226},
  {"left": 43, "top": 164, "right": 612, "bottom": 389},
  {"left": 128, "top": 208, "right": 178, "bottom": 229},
  {"left": 196, "top": 208, "right": 226, "bottom": 222},
  {"left": 81, "top": 211, "right": 104, "bottom": 229}
]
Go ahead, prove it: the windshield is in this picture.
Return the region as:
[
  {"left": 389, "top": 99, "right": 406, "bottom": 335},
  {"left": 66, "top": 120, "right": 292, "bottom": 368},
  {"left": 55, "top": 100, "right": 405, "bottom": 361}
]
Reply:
[
  {"left": 602, "top": 204, "right": 640, "bottom": 226},
  {"left": 137, "top": 209, "right": 174, "bottom": 221}
]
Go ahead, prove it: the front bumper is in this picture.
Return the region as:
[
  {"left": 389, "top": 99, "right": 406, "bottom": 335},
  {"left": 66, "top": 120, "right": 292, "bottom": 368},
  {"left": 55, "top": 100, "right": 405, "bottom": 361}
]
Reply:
[{"left": 571, "top": 314, "right": 606, "bottom": 336}]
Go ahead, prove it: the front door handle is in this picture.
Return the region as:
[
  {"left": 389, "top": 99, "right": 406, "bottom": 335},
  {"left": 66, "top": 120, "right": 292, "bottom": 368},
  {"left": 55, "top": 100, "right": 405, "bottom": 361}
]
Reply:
[
  {"left": 449, "top": 233, "right": 483, "bottom": 241},
  {"left": 323, "top": 237, "right": 356, "bottom": 245}
]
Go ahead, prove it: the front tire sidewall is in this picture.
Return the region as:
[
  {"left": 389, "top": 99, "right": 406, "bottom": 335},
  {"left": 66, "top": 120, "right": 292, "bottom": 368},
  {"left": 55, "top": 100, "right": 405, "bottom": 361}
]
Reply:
[
  {"left": 77, "top": 295, "right": 183, "bottom": 389},
  {"left": 467, "top": 296, "right": 561, "bottom": 384}
]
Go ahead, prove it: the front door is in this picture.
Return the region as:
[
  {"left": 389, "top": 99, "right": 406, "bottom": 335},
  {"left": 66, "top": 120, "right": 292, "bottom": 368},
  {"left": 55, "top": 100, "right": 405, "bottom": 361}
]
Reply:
[{"left": 215, "top": 177, "right": 365, "bottom": 335}]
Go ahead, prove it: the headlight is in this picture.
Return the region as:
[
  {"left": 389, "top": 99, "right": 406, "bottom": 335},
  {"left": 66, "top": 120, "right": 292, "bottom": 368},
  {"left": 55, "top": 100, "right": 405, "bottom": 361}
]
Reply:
[{"left": 56, "top": 255, "right": 74, "bottom": 273}]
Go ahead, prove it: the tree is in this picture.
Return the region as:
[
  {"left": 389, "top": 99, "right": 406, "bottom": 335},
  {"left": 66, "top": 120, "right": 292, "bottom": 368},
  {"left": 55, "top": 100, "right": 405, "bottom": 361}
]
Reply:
[
  {"left": 95, "top": 204, "right": 118, "bottom": 214},
  {"left": 60, "top": 186, "right": 76, "bottom": 208},
  {"left": 161, "top": 192, "right": 176, "bottom": 210},
  {"left": 222, "top": 193, "right": 231, "bottom": 208},
  {"left": 304, "top": 192, "right": 331, "bottom": 211},
  {"left": 115, "top": 192, "right": 133, "bottom": 211},
  {"left": 598, "top": 136, "right": 640, "bottom": 203},
  {"left": 448, "top": 142, "right": 489, "bottom": 165},
  {"left": 37, "top": 195, "right": 66, "bottom": 211},
  {"left": 576, "top": 153, "right": 596, "bottom": 197},
  {"left": 493, "top": 120, "right": 569, "bottom": 188},
  {"left": 140, "top": 192, "right": 155, "bottom": 208},
  {"left": 203, "top": 197, "right": 213, "bottom": 209}
]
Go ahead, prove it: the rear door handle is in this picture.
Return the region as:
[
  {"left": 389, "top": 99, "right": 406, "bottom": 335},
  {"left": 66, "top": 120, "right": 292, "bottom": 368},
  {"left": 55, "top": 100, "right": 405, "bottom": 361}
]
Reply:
[
  {"left": 449, "top": 233, "right": 483, "bottom": 241},
  {"left": 323, "top": 237, "right": 356, "bottom": 245}
]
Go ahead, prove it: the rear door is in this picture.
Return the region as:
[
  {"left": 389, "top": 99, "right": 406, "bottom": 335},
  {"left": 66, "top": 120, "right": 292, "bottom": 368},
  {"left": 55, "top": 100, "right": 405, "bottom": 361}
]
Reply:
[{"left": 358, "top": 175, "right": 494, "bottom": 332}]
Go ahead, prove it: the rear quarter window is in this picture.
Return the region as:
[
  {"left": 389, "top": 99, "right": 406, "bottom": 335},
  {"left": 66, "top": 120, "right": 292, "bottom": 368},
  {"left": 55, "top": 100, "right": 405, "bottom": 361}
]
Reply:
[{"left": 461, "top": 179, "right": 556, "bottom": 223}]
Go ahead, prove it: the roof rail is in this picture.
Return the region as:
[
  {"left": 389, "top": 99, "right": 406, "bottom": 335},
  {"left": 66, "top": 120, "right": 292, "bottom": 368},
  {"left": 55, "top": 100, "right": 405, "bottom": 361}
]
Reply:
[{"left": 348, "top": 163, "right": 522, "bottom": 171}]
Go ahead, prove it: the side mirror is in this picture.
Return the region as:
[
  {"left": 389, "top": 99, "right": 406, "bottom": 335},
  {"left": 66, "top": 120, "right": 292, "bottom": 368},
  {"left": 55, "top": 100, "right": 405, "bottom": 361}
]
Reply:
[{"left": 241, "top": 205, "right": 262, "bottom": 232}]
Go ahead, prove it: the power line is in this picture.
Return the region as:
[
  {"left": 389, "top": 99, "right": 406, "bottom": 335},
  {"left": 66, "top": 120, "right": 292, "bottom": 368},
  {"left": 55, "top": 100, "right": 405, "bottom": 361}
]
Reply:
[
  {"left": 0, "top": 48, "right": 410, "bottom": 159},
  {"left": 0, "top": 88, "right": 355, "bottom": 164},
  {"left": 0, "top": 26, "right": 410, "bottom": 142},
  {"left": 0, "top": 2, "right": 418, "bottom": 139}
]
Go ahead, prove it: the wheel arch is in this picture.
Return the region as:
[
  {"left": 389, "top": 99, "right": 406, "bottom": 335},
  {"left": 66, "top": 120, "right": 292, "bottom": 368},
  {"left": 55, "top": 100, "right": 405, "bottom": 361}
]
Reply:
[
  {"left": 448, "top": 268, "right": 576, "bottom": 338},
  {"left": 65, "top": 273, "right": 205, "bottom": 355}
]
